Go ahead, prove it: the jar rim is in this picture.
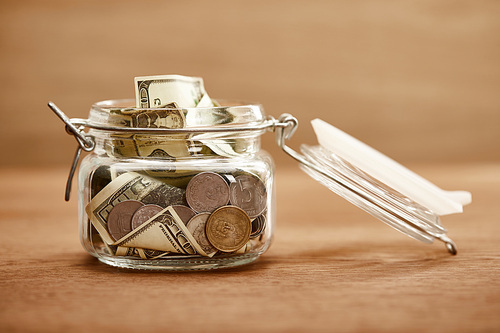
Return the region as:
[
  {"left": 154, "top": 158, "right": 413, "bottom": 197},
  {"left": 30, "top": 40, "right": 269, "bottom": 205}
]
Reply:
[
  {"left": 91, "top": 98, "right": 264, "bottom": 112},
  {"left": 80, "top": 99, "right": 273, "bottom": 134}
]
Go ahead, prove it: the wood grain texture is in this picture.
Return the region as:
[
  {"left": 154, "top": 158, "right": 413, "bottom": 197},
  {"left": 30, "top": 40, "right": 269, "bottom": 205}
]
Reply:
[
  {"left": 0, "top": 164, "right": 498, "bottom": 332},
  {"left": 0, "top": 0, "right": 499, "bottom": 166}
]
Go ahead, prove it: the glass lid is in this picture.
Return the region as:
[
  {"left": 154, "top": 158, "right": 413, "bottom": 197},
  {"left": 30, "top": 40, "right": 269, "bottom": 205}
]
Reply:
[{"left": 275, "top": 115, "right": 471, "bottom": 254}]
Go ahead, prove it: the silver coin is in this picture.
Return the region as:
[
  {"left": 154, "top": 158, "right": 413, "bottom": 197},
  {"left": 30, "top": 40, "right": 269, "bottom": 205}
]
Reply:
[
  {"left": 131, "top": 204, "right": 163, "bottom": 230},
  {"left": 250, "top": 214, "right": 267, "bottom": 238},
  {"left": 229, "top": 174, "right": 267, "bottom": 218},
  {"left": 186, "top": 172, "right": 230, "bottom": 213},
  {"left": 171, "top": 205, "right": 196, "bottom": 225},
  {"left": 186, "top": 213, "right": 218, "bottom": 256},
  {"left": 107, "top": 200, "right": 144, "bottom": 241}
]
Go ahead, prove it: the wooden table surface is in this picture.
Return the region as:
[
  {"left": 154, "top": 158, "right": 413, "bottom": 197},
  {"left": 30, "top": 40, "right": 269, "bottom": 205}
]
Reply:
[{"left": 0, "top": 163, "right": 499, "bottom": 332}]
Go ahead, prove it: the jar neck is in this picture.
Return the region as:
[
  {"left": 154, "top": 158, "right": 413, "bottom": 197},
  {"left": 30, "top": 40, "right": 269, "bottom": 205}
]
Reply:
[{"left": 91, "top": 130, "right": 262, "bottom": 159}]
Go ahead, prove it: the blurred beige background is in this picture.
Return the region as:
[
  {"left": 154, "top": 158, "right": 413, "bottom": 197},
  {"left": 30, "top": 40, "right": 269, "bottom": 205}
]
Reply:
[{"left": 0, "top": 0, "right": 499, "bottom": 167}]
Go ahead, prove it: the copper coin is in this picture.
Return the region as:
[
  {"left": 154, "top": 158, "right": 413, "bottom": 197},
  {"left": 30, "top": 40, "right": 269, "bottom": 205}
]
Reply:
[
  {"left": 206, "top": 206, "right": 251, "bottom": 252},
  {"left": 186, "top": 213, "right": 218, "bottom": 256},
  {"left": 186, "top": 172, "right": 230, "bottom": 213},
  {"left": 229, "top": 174, "right": 267, "bottom": 218},
  {"left": 131, "top": 204, "right": 163, "bottom": 230},
  {"left": 107, "top": 200, "right": 144, "bottom": 241},
  {"left": 171, "top": 205, "right": 196, "bottom": 225}
]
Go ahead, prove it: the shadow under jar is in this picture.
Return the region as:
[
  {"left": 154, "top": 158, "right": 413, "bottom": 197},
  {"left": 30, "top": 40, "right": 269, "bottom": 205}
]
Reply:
[{"left": 78, "top": 99, "right": 275, "bottom": 270}]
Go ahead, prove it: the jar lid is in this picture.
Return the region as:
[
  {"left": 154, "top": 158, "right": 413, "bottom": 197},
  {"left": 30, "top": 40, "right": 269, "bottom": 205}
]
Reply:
[{"left": 275, "top": 115, "right": 471, "bottom": 254}]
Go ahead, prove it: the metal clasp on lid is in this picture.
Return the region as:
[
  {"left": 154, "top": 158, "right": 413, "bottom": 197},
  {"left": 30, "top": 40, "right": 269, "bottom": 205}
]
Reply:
[
  {"left": 48, "top": 102, "right": 95, "bottom": 201},
  {"left": 48, "top": 102, "right": 95, "bottom": 151}
]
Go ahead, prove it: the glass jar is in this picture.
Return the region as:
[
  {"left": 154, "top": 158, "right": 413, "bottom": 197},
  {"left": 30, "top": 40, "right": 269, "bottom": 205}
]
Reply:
[
  {"left": 48, "top": 96, "right": 466, "bottom": 271},
  {"left": 76, "top": 99, "right": 276, "bottom": 270}
]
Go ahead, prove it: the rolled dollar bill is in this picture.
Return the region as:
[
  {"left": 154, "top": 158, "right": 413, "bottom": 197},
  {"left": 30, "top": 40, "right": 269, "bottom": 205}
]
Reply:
[
  {"left": 136, "top": 248, "right": 171, "bottom": 259},
  {"left": 115, "top": 247, "right": 170, "bottom": 259},
  {"left": 115, "top": 246, "right": 140, "bottom": 257},
  {"left": 112, "top": 206, "right": 208, "bottom": 256}
]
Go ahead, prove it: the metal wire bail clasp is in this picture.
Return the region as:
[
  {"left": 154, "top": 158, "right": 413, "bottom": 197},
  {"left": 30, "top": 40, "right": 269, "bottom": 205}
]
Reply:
[
  {"left": 48, "top": 102, "right": 95, "bottom": 201},
  {"left": 274, "top": 113, "right": 333, "bottom": 177}
]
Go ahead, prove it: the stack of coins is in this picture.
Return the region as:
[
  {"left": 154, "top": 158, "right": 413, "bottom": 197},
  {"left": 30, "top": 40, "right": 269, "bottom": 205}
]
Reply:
[{"left": 184, "top": 171, "right": 268, "bottom": 253}]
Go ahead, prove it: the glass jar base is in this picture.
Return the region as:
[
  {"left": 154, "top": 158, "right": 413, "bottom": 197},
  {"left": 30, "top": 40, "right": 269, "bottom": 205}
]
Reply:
[{"left": 97, "top": 253, "right": 261, "bottom": 271}]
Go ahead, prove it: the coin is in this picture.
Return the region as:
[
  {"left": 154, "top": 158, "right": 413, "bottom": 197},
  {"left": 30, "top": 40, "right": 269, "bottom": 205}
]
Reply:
[
  {"left": 171, "top": 205, "right": 196, "bottom": 225},
  {"left": 186, "top": 172, "right": 230, "bottom": 213},
  {"left": 250, "top": 213, "right": 266, "bottom": 238},
  {"left": 229, "top": 174, "right": 267, "bottom": 218},
  {"left": 107, "top": 200, "right": 144, "bottom": 241},
  {"left": 131, "top": 204, "right": 164, "bottom": 230},
  {"left": 205, "top": 206, "right": 251, "bottom": 252},
  {"left": 186, "top": 213, "right": 218, "bottom": 256}
]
